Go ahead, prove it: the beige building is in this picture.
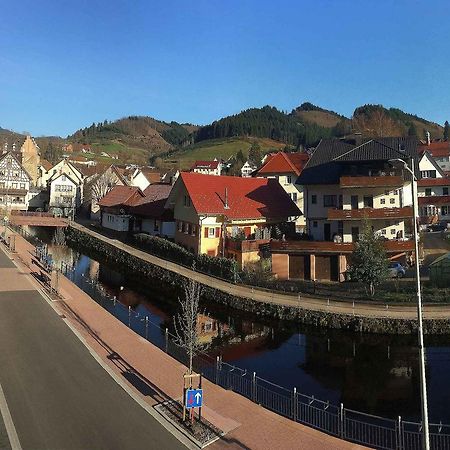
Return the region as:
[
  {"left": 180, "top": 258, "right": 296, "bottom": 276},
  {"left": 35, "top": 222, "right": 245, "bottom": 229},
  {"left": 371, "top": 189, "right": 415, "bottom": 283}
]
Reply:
[{"left": 20, "top": 136, "right": 40, "bottom": 186}]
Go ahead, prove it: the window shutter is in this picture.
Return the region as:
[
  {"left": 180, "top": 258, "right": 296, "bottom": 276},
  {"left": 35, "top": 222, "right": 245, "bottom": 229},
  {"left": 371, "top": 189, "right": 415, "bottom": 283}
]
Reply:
[
  {"left": 204, "top": 227, "right": 209, "bottom": 238},
  {"left": 215, "top": 227, "right": 220, "bottom": 238}
]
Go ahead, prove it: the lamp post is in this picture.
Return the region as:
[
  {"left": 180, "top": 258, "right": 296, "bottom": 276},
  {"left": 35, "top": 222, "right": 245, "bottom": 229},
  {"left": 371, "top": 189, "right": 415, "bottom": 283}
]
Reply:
[{"left": 389, "top": 157, "right": 429, "bottom": 450}]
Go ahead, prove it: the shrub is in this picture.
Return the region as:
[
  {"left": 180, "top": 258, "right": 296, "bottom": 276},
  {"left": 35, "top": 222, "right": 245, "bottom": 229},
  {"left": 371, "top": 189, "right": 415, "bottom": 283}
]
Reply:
[{"left": 134, "top": 233, "right": 237, "bottom": 280}]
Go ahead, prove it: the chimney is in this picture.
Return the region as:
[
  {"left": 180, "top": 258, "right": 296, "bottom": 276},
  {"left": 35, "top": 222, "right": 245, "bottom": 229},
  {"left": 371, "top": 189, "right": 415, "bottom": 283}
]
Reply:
[
  {"left": 224, "top": 187, "right": 229, "bottom": 209},
  {"left": 426, "top": 131, "right": 431, "bottom": 146}
]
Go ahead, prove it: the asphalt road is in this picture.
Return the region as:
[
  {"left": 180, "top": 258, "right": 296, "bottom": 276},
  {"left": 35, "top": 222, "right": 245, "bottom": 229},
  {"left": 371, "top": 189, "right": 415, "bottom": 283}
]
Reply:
[{"left": 0, "top": 250, "right": 186, "bottom": 450}]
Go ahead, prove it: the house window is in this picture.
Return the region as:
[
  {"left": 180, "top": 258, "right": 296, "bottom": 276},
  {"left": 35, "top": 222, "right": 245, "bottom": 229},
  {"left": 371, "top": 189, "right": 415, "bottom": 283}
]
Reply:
[
  {"left": 187, "top": 223, "right": 192, "bottom": 235},
  {"left": 390, "top": 229, "right": 396, "bottom": 235},
  {"left": 286, "top": 175, "right": 292, "bottom": 184},
  {"left": 323, "top": 195, "right": 337, "bottom": 207},
  {"left": 20, "top": 183, "right": 25, "bottom": 189},
  {"left": 154, "top": 220, "right": 159, "bottom": 232},
  {"left": 425, "top": 188, "right": 432, "bottom": 196},
  {"left": 444, "top": 187, "right": 449, "bottom": 196},
  {"left": 442, "top": 206, "right": 449, "bottom": 215},
  {"left": 390, "top": 198, "right": 395, "bottom": 204},
  {"left": 181, "top": 222, "right": 186, "bottom": 233},
  {"left": 208, "top": 227, "right": 216, "bottom": 238},
  {"left": 420, "top": 170, "right": 437, "bottom": 179},
  {"left": 177, "top": 221, "right": 182, "bottom": 232},
  {"left": 313, "top": 221, "right": 318, "bottom": 228},
  {"left": 380, "top": 198, "right": 386, "bottom": 205},
  {"left": 381, "top": 229, "right": 386, "bottom": 235},
  {"left": 291, "top": 192, "right": 298, "bottom": 203},
  {"left": 192, "top": 225, "right": 196, "bottom": 236},
  {"left": 394, "top": 190, "right": 399, "bottom": 195},
  {"left": 363, "top": 196, "right": 373, "bottom": 208},
  {"left": 12, "top": 183, "right": 18, "bottom": 189},
  {"left": 311, "top": 194, "right": 317, "bottom": 204},
  {"left": 184, "top": 195, "right": 191, "bottom": 207},
  {"left": 61, "top": 175, "right": 66, "bottom": 182}
]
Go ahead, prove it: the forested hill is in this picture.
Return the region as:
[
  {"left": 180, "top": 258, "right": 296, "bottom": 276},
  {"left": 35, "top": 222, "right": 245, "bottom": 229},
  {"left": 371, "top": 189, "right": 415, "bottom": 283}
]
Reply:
[
  {"left": 194, "top": 105, "right": 339, "bottom": 148},
  {"left": 69, "top": 116, "right": 197, "bottom": 153}
]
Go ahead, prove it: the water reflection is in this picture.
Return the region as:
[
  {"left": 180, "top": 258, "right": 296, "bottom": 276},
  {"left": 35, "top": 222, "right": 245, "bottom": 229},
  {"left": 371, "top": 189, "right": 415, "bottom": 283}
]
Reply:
[{"left": 24, "top": 226, "right": 450, "bottom": 423}]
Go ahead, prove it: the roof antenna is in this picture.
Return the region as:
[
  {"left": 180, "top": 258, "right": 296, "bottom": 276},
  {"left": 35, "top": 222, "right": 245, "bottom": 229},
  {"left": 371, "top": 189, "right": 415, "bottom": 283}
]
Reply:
[{"left": 224, "top": 187, "right": 229, "bottom": 209}]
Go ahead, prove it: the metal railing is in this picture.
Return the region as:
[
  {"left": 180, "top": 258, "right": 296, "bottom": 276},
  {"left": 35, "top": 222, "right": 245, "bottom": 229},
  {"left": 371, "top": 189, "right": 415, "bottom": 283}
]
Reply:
[
  {"left": 13, "top": 226, "right": 450, "bottom": 449},
  {"left": 56, "top": 261, "right": 450, "bottom": 449}
]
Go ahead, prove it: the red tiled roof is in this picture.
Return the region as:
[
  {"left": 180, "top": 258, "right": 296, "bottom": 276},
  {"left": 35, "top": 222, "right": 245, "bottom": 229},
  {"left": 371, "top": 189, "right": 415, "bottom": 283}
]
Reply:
[
  {"left": 418, "top": 195, "right": 450, "bottom": 206},
  {"left": 179, "top": 172, "right": 301, "bottom": 219},
  {"left": 98, "top": 186, "right": 144, "bottom": 207},
  {"left": 418, "top": 177, "right": 450, "bottom": 187},
  {"left": 131, "top": 184, "right": 173, "bottom": 219},
  {"left": 418, "top": 142, "right": 450, "bottom": 157},
  {"left": 40, "top": 159, "right": 53, "bottom": 171},
  {"left": 191, "top": 160, "right": 220, "bottom": 170},
  {"left": 68, "top": 155, "right": 88, "bottom": 162},
  {"left": 257, "top": 152, "right": 309, "bottom": 176}
]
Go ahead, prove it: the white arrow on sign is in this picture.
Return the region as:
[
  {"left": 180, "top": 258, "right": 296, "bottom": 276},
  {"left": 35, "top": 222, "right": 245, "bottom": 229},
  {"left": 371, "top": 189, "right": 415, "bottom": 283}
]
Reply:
[{"left": 194, "top": 392, "right": 202, "bottom": 403}]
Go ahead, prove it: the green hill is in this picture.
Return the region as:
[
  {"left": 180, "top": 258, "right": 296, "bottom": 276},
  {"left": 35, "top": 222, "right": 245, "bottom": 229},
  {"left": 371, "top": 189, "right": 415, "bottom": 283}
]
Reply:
[{"left": 163, "top": 137, "right": 287, "bottom": 169}]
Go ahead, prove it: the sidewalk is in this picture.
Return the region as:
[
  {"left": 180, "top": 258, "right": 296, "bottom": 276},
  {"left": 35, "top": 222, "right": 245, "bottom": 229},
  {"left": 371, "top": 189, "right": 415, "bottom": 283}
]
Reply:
[
  {"left": 70, "top": 222, "right": 450, "bottom": 321},
  {"left": 4, "top": 230, "right": 365, "bottom": 450}
]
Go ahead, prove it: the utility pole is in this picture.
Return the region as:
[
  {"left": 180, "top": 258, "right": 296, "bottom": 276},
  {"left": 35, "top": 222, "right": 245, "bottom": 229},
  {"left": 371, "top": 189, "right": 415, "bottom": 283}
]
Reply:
[{"left": 390, "top": 157, "right": 429, "bottom": 450}]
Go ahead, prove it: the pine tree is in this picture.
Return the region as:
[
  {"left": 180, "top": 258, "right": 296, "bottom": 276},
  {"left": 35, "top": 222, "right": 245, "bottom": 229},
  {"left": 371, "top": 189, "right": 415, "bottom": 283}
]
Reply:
[
  {"left": 444, "top": 121, "right": 449, "bottom": 140},
  {"left": 248, "top": 141, "right": 262, "bottom": 166},
  {"left": 408, "top": 123, "right": 417, "bottom": 136}
]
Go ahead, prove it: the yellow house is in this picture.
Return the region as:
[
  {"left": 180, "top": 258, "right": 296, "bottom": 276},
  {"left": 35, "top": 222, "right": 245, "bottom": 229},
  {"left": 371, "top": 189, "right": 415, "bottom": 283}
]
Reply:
[{"left": 165, "top": 172, "right": 301, "bottom": 265}]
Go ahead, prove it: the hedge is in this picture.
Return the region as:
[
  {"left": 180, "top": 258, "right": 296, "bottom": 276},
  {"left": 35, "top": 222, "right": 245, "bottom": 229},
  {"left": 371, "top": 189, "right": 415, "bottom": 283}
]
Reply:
[{"left": 134, "top": 233, "right": 237, "bottom": 280}]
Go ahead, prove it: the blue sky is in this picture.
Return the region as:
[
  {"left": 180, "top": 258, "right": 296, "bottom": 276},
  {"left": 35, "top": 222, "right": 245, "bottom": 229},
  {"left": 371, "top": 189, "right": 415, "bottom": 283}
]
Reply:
[{"left": 1, "top": 0, "right": 450, "bottom": 137}]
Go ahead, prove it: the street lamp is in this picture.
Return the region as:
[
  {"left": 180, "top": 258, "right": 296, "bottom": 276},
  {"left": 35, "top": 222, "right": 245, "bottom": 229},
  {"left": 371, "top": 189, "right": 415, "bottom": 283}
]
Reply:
[{"left": 389, "top": 157, "right": 429, "bottom": 450}]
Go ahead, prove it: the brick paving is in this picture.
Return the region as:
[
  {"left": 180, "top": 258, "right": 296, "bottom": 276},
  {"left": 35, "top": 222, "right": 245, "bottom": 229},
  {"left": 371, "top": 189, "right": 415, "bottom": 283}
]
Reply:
[{"left": 3, "top": 230, "right": 366, "bottom": 450}]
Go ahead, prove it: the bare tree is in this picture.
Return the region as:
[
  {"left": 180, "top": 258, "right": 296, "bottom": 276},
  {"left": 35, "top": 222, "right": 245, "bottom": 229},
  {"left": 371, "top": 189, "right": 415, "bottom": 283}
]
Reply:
[
  {"left": 90, "top": 169, "right": 119, "bottom": 204},
  {"left": 173, "top": 278, "right": 207, "bottom": 374},
  {"left": 52, "top": 227, "right": 66, "bottom": 246}
]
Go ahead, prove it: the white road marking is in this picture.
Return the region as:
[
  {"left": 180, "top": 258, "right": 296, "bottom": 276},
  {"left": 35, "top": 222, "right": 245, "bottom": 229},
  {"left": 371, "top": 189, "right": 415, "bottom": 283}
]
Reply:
[{"left": 0, "top": 383, "right": 22, "bottom": 450}]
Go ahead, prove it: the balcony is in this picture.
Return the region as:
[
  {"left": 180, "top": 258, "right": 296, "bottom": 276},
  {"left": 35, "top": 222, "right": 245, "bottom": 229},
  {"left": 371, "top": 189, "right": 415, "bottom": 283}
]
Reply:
[
  {"left": 225, "top": 238, "right": 270, "bottom": 253},
  {"left": 271, "top": 239, "right": 414, "bottom": 254},
  {"left": 339, "top": 176, "right": 403, "bottom": 188},
  {"left": 327, "top": 207, "right": 413, "bottom": 221}
]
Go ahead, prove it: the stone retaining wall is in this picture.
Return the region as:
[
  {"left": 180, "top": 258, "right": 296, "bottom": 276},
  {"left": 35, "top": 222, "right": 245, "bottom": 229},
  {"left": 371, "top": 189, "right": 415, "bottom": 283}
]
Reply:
[{"left": 66, "top": 226, "right": 450, "bottom": 335}]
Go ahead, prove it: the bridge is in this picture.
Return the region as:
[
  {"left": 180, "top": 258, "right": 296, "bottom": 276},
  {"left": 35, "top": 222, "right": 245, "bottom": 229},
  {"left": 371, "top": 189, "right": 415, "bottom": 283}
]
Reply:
[{"left": 8, "top": 212, "right": 68, "bottom": 227}]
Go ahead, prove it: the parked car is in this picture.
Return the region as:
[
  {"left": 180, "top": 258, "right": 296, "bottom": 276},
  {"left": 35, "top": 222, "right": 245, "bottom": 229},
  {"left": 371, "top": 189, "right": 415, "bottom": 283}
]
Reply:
[
  {"left": 427, "top": 222, "right": 448, "bottom": 232},
  {"left": 389, "top": 262, "right": 406, "bottom": 278}
]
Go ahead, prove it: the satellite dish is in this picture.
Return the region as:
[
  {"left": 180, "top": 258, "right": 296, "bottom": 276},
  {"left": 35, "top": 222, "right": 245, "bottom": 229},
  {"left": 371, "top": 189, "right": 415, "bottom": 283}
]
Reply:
[{"left": 119, "top": 208, "right": 125, "bottom": 215}]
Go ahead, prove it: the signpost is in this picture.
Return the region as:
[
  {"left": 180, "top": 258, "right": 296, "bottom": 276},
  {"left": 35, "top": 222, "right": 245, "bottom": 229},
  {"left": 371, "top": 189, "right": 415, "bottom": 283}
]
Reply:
[
  {"left": 182, "top": 372, "right": 203, "bottom": 424},
  {"left": 185, "top": 388, "right": 203, "bottom": 409}
]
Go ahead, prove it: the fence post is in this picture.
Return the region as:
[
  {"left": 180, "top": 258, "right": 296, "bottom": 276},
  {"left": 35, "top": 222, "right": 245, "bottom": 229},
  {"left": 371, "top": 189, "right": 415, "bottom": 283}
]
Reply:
[
  {"left": 165, "top": 327, "right": 169, "bottom": 353},
  {"left": 252, "top": 372, "right": 257, "bottom": 402},
  {"left": 340, "top": 403, "right": 345, "bottom": 438},
  {"left": 128, "top": 306, "right": 131, "bottom": 327},
  {"left": 397, "top": 416, "right": 403, "bottom": 450},
  {"left": 145, "top": 316, "right": 149, "bottom": 340},
  {"left": 215, "top": 356, "right": 220, "bottom": 385},
  {"left": 293, "top": 387, "right": 297, "bottom": 421}
]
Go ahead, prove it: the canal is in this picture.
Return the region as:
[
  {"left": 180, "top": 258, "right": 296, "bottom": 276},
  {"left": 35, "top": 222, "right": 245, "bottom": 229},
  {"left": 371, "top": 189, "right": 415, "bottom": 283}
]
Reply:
[{"left": 26, "top": 226, "right": 450, "bottom": 425}]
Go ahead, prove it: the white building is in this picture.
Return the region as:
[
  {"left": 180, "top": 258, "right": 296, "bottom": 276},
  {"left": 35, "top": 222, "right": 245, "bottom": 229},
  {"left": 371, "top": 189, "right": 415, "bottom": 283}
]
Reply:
[
  {"left": 130, "top": 167, "right": 161, "bottom": 191},
  {"left": 48, "top": 172, "right": 81, "bottom": 217},
  {"left": 241, "top": 161, "right": 258, "bottom": 177},
  {"left": 0, "top": 152, "right": 32, "bottom": 211},
  {"left": 190, "top": 159, "right": 222, "bottom": 176}
]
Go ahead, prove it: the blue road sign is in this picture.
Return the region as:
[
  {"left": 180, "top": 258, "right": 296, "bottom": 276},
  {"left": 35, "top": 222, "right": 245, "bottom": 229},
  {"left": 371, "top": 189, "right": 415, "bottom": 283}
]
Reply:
[{"left": 186, "top": 389, "right": 203, "bottom": 409}]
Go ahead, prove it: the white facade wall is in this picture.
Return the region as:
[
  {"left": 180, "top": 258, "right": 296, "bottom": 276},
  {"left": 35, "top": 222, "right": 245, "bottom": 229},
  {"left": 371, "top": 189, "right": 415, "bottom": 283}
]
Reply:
[
  {"left": 49, "top": 175, "right": 80, "bottom": 210},
  {"left": 131, "top": 171, "right": 150, "bottom": 191},
  {"left": 101, "top": 212, "right": 130, "bottom": 231},
  {"left": 141, "top": 218, "right": 175, "bottom": 238},
  {"left": 0, "top": 153, "right": 31, "bottom": 210},
  {"left": 305, "top": 183, "right": 410, "bottom": 243},
  {"left": 419, "top": 154, "right": 443, "bottom": 178}
]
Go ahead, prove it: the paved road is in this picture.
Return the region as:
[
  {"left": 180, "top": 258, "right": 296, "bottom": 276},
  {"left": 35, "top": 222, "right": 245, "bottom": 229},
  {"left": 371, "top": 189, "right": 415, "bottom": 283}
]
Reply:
[
  {"left": 0, "top": 248, "right": 186, "bottom": 450},
  {"left": 70, "top": 223, "right": 450, "bottom": 321}
]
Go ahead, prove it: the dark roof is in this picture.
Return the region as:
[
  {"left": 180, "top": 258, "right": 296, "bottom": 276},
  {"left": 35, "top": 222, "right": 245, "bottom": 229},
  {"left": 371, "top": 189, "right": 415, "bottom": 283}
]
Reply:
[
  {"left": 131, "top": 184, "right": 173, "bottom": 219},
  {"left": 98, "top": 186, "right": 144, "bottom": 207},
  {"left": 298, "top": 137, "right": 418, "bottom": 185}
]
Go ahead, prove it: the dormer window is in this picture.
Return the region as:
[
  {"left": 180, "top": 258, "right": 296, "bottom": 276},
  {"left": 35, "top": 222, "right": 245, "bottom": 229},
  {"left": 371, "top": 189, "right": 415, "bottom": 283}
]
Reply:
[{"left": 61, "top": 175, "right": 66, "bottom": 182}]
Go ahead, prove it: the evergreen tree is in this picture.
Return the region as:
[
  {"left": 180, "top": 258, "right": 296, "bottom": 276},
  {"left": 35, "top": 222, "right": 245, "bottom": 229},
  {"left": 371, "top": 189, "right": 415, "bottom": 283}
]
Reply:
[
  {"left": 347, "top": 220, "right": 389, "bottom": 296},
  {"left": 408, "top": 123, "right": 417, "bottom": 136},
  {"left": 444, "top": 121, "right": 449, "bottom": 140},
  {"left": 248, "top": 141, "right": 262, "bottom": 166},
  {"left": 44, "top": 142, "right": 62, "bottom": 164}
]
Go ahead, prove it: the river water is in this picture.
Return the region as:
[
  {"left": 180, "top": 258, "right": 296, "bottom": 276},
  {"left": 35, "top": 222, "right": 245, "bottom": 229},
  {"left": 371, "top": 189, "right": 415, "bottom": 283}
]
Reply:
[{"left": 26, "top": 226, "right": 450, "bottom": 424}]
